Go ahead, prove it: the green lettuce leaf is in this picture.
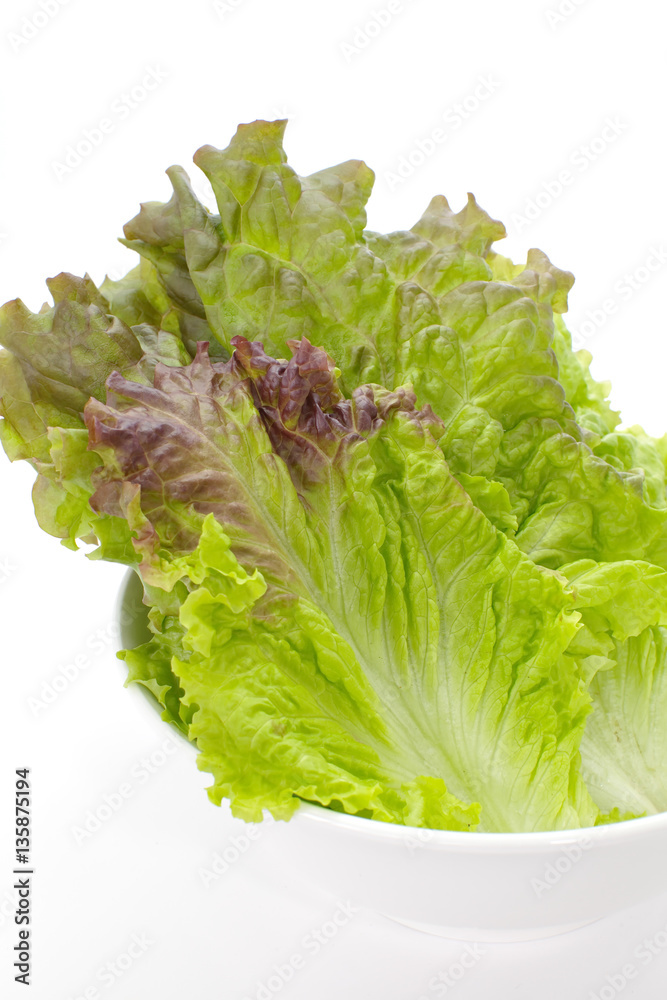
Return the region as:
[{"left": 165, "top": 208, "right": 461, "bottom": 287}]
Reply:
[
  {"left": 556, "top": 559, "right": 667, "bottom": 816},
  {"left": 0, "top": 272, "right": 194, "bottom": 552},
  {"left": 85, "top": 336, "right": 594, "bottom": 830},
  {"left": 3, "top": 117, "right": 667, "bottom": 833},
  {"left": 581, "top": 627, "right": 667, "bottom": 816},
  {"left": 115, "top": 120, "right": 667, "bottom": 573}
]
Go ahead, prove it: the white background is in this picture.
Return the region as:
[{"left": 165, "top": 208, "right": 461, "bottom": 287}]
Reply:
[{"left": 1, "top": 0, "right": 667, "bottom": 997}]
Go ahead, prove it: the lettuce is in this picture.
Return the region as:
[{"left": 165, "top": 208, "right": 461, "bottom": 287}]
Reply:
[
  {"left": 83, "top": 339, "right": 595, "bottom": 831},
  {"left": 118, "top": 120, "right": 667, "bottom": 571},
  {"left": 2, "top": 118, "right": 667, "bottom": 830}
]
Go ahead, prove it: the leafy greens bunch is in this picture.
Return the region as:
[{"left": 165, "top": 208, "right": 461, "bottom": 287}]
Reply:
[{"left": 2, "top": 119, "right": 667, "bottom": 832}]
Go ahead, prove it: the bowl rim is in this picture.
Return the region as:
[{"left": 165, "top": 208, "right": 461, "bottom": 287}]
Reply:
[
  {"left": 117, "top": 569, "right": 667, "bottom": 851},
  {"left": 294, "top": 799, "right": 667, "bottom": 852}
]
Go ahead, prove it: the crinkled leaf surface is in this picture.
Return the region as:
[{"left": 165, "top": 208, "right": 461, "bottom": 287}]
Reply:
[
  {"left": 3, "top": 118, "right": 667, "bottom": 831},
  {"left": 0, "top": 272, "right": 195, "bottom": 551},
  {"left": 117, "top": 120, "right": 667, "bottom": 572},
  {"left": 87, "top": 339, "right": 590, "bottom": 831}
]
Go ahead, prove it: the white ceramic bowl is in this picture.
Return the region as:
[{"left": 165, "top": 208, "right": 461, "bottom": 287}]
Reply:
[{"left": 118, "top": 571, "right": 667, "bottom": 942}]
